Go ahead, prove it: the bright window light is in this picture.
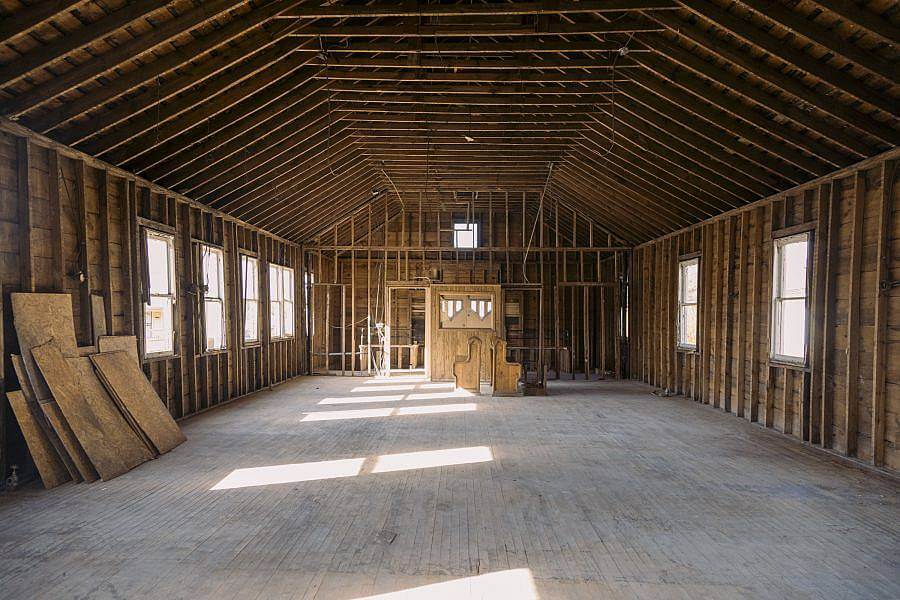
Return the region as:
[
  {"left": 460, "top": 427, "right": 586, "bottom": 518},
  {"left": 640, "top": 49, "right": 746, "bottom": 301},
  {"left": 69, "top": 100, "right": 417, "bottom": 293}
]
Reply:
[
  {"left": 677, "top": 257, "right": 699, "bottom": 350},
  {"left": 406, "top": 389, "right": 474, "bottom": 401},
  {"left": 143, "top": 229, "right": 176, "bottom": 357},
  {"left": 201, "top": 245, "right": 227, "bottom": 351},
  {"left": 453, "top": 222, "right": 479, "bottom": 249},
  {"left": 241, "top": 254, "right": 260, "bottom": 343},
  {"left": 269, "top": 263, "right": 295, "bottom": 340},
  {"left": 372, "top": 446, "right": 493, "bottom": 473},
  {"left": 211, "top": 458, "right": 365, "bottom": 490},
  {"left": 771, "top": 233, "right": 810, "bottom": 363},
  {"left": 350, "top": 568, "right": 538, "bottom": 600}
]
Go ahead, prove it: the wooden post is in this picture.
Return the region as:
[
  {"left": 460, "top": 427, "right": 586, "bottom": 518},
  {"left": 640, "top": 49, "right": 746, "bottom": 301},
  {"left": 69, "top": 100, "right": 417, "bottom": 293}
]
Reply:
[
  {"left": 871, "top": 160, "right": 896, "bottom": 466},
  {"left": 73, "top": 159, "right": 91, "bottom": 344},
  {"left": 16, "top": 137, "right": 33, "bottom": 293},
  {"left": 844, "top": 171, "right": 865, "bottom": 456}
]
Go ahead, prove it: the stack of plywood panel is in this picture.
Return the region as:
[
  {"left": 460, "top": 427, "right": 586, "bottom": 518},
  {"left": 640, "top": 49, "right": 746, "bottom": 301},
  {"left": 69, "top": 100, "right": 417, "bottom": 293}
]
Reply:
[{"left": 8, "top": 293, "right": 185, "bottom": 488}]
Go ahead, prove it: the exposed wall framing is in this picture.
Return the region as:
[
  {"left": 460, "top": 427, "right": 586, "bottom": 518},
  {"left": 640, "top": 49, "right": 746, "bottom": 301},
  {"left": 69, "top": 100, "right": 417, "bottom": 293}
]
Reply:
[
  {"left": 0, "top": 120, "right": 308, "bottom": 481},
  {"left": 630, "top": 148, "right": 900, "bottom": 471}
]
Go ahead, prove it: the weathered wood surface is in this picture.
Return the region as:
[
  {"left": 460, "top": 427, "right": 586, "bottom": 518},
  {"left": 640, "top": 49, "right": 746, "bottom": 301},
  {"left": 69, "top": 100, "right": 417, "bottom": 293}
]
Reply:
[
  {"left": 11, "top": 293, "right": 79, "bottom": 400},
  {"left": 33, "top": 343, "right": 150, "bottom": 480},
  {"left": 492, "top": 339, "right": 522, "bottom": 396},
  {"left": 11, "top": 354, "right": 79, "bottom": 481},
  {"left": 453, "top": 338, "right": 483, "bottom": 393},
  {"left": 6, "top": 391, "right": 69, "bottom": 489},
  {"left": 97, "top": 335, "right": 141, "bottom": 365},
  {"left": 0, "top": 376, "right": 897, "bottom": 598},
  {"left": 91, "top": 351, "right": 186, "bottom": 455}
]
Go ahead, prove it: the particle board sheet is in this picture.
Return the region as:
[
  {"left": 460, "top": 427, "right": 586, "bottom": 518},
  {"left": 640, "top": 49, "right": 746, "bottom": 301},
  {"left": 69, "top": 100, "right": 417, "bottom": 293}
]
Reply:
[
  {"left": 11, "top": 293, "right": 79, "bottom": 401},
  {"left": 7, "top": 391, "right": 70, "bottom": 489},
  {"left": 33, "top": 343, "right": 148, "bottom": 481},
  {"left": 91, "top": 351, "right": 186, "bottom": 455},
  {"left": 97, "top": 335, "right": 140, "bottom": 365},
  {"left": 69, "top": 357, "right": 155, "bottom": 466},
  {"left": 11, "top": 355, "right": 80, "bottom": 482},
  {"left": 40, "top": 401, "right": 97, "bottom": 483}
]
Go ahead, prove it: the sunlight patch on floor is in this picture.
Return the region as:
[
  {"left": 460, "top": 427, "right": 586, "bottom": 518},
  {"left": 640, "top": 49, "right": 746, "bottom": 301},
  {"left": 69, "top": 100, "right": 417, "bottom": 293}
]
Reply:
[
  {"left": 302, "top": 403, "right": 477, "bottom": 422},
  {"left": 349, "top": 568, "right": 538, "bottom": 599},
  {"left": 211, "top": 458, "right": 365, "bottom": 490},
  {"left": 372, "top": 446, "right": 493, "bottom": 473}
]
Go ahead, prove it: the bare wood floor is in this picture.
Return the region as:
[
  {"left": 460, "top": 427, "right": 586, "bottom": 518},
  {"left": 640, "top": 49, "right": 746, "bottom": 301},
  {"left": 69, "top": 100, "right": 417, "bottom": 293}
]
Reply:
[{"left": 0, "top": 376, "right": 898, "bottom": 599}]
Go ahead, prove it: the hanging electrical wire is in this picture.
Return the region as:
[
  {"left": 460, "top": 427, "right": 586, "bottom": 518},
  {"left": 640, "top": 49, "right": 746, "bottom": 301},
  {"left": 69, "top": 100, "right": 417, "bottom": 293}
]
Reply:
[{"left": 522, "top": 162, "right": 554, "bottom": 283}]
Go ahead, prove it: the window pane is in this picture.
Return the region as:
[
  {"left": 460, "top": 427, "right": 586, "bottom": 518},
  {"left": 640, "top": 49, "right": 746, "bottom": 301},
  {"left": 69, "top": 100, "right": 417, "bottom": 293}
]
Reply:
[
  {"left": 778, "top": 298, "right": 806, "bottom": 358},
  {"left": 147, "top": 235, "right": 172, "bottom": 294},
  {"left": 270, "top": 265, "right": 280, "bottom": 301},
  {"left": 780, "top": 239, "right": 808, "bottom": 297},
  {"left": 680, "top": 305, "right": 697, "bottom": 347},
  {"left": 453, "top": 223, "right": 478, "bottom": 248},
  {"left": 204, "top": 300, "right": 225, "bottom": 351},
  {"left": 203, "top": 248, "right": 223, "bottom": 298},
  {"left": 283, "top": 267, "right": 295, "bottom": 302},
  {"left": 244, "top": 299, "right": 259, "bottom": 342},
  {"left": 683, "top": 262, "right": 698, "bottom": 303},
  {"left": 270, "top": 300, "right": 283, "bottom": 338},
  {"left": 144, "top": 296, "right": 174, "bottom": 354},
  {"left": 284, "top": 300, "right": 295, "bottom": 337}
]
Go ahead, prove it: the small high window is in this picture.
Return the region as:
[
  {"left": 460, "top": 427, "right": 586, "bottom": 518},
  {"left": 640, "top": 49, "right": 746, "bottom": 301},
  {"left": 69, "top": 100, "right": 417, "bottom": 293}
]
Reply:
[
  {"left": 201, "top": 246, "right": 227, "bottom": 352},
  {"left": 241, "top": 255, "right": 260, "bottom": 344},
  {"left": 453, "top": 222, "right": 478, "bottom": 249},
  {"left": 269, "top": 264, "right": 295, "bottom": 339},
  {"left": 143, "top": 229, "right": 176, "bottom": 357},
  {"left": 771, "top": 233, "right": 810, "bottom": 363},
  {"left": 677, "top": 258, "right": 699, "bottom": 350}
]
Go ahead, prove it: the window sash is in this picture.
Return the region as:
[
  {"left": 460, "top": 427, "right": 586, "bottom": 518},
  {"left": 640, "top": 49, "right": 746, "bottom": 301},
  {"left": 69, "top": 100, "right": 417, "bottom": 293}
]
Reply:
[
  {"left": 770, "top": 233, "right": 810, "bottom": 363},
  {"left": 201, "top": 245, "right": 227, "bottom": 352},
  {"left": 269, "top": 264, "right": 295, "bottom": 340},
  {"left": 143, "top": 229, "right": 176, "bottom": 358},
  {"left": 677, "top": 258, "right": 699, "bottom": 349},
  {"left": 241, "top": 255, "right": 260, "bottom": 343},
  {"left": 453, "top": 222, "right": 478, "bottom": 249}
]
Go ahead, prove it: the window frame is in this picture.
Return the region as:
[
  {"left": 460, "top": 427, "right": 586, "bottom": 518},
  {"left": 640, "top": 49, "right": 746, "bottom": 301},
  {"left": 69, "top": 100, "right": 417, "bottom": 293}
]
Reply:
[
  {"left": 240, "top": 253, "right": 261, "bottom": 346},
  {"left": 141, "top": 228, "right": 177, "bottom": 359},
  {"left": 453, "top": 222, "right": 479, "bottom": 249},
  {"left": 199, "top": 244, "right": 227, "bottom": 353},
  {"left": 676, "top": 257, "right": 700, "bottom": 351},
  {"left": 269, "top": 263, "right": 296, "bottom": 341},
  {"left": 770, "top": 232, "right": 811, "bottom": 366}
]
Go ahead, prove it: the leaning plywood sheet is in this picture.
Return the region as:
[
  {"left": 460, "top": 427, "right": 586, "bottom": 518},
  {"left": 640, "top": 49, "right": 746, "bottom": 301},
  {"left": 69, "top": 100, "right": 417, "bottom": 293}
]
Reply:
[
  {"left": 11, "top": 355, "right": 80, "bottom": 482},
  {"left": 33, "top": 343, "right": 147, "bottom": 481},
  {"left": 11, "top": 293, "right": 79, "bottom": 401},
  {"left": 7, "top": 391, "right": 70, "bottom": 489},
  {"left": 40, "top": 401, "right": 97, "bottom": 483},
  {"left": 91, "top": 351, "right": 186, "bottom": 455},
  {"left": 97, "top": 335, "right": 140, "bottom": 365},
  {"left": 69, "top": 357, "right": 155, "bottom": 466}
]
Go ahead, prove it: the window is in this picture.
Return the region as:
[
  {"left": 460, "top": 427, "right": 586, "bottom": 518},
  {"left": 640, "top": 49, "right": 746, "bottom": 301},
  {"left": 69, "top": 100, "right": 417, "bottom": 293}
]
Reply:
[
  {"left": 241, "top": 255, "right": 260, "bottom": 344},
  {"left": 269, "top": 264, "right": 295, "bottom": 339},
  {"left": 771, "top": 233, "right": 810, "bottom": 363},
  {"left": 677, "top": 258, "right": 699, "bottom": 349},
  {"left": 453, "top": 222, "right": 478, "bottom": 249},
  {"left": 143, "top": 229, "right": 176, "bottom": 357},
  {"left": 439, "top": 294, "right": 494, "bottom": 329},
  {"left": 198, "top": 245, "right": 225, "bottom": 352}
]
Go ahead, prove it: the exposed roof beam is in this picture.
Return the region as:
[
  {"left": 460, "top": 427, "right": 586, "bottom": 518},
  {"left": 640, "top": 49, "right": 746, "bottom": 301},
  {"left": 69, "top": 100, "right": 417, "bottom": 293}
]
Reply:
[
  {"left": 0, "top": 0, "right": 84, "bottom": 44},
  {"left": 0, "top": 0, "right": 167, "bottom": 88},
  {"left": 1, "top": 0, "right": 254, "bottom": 117},
  {"left": 314, "top": 69, "right": 626, "bottom": 82},
  {"left": 325, "top": 82, "right": 621, "bottom": 95},
  {"left": 284, "top": 0, "right": 679, "bottom": 18},
  {"left": 285, "top": 20, "right": 665, "bottom": 37},
  {"left": 734, "top": 0, "right": 898, "bottom": 84},
  {"left": 308, "top": 40, "right": 637, "bottom": 53},
  {"left": 810, "top": 0, "right": 900, "bottom": 46},
  {"left": 329, "top": 92, "right": 613, "bottom": 105}
]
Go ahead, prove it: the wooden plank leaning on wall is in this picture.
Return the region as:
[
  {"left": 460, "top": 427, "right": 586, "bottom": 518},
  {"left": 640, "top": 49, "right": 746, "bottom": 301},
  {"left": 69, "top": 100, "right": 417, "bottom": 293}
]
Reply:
[
  {"left": 0, "top": 118, "right": 310, "bottom": 481},
  {"left": 629, "top": 147, "right": 900, "bottom": 474}
]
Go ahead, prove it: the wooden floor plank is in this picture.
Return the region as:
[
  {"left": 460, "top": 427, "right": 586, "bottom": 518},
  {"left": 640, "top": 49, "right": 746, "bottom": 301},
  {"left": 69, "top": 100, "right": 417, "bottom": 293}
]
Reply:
[{"left": 0, "top": 375, "right": 897, "bottom": 599}]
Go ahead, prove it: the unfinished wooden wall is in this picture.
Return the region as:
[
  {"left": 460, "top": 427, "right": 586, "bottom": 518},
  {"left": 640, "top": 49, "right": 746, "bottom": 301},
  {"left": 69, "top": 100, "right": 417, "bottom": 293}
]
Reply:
[
  {"left": 0, "top": 125, "right": 308, "bottom": 482},
  {"left": 306, "top": 193, "right": 628, "bottom": 379},
  {"left": 630, "top": 150, "right": 900, "bottom": 473}
]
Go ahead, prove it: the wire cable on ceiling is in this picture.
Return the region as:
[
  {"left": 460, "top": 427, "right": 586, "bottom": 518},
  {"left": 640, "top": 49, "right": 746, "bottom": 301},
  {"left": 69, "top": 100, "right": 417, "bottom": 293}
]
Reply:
[{"left": 522, "top": 162, "right": 554, "bottom": 283}]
